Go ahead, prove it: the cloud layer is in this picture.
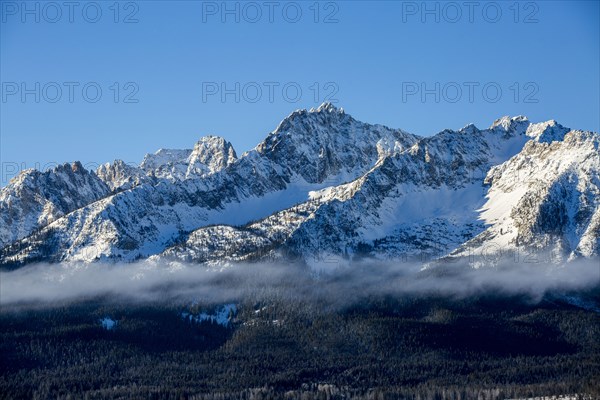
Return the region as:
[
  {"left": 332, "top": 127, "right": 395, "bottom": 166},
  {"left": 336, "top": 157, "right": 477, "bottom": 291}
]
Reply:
[{"left": 1, "top": 259, "right": 599, "bottom": 308}]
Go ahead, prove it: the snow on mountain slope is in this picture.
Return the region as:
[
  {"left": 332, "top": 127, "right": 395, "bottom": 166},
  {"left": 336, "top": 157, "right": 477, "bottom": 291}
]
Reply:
[
  {"left": 255, "top": 102, "right": 419, "bottom": 184},
  {"left": 0, "top": 137, "right": 238, "bottom": 259},
  {"left": 156, "top": 116, "right": 582, "bottom": 267},
  {"left": 186, "top": 136, "right": 237, "bottom": 177},
  {"left": 1, "top": 104, "right": 596, "bottom": 269},
  {"left": 277, "top": 119, "right": 541, "bottom": 265},
  {"left": 0, "top": 104, "right": 420, "bottom": 267},
  {"left": 96, "top": 136, "right": 238, "bottom": 191},
  {"left": 525, "top": 120, "right": 570, "bottom": 144},
  {"left": 0, "top": 162, "right": 111, "bottom": 248},
  {"left": 96, "top": 159, "right": 153, "bottom": 191},
  {"left": 140, "top": 148, "right": 193, "bottom": 176},
  {"left": 139, "top": 135, "right": 237, "bottom": 181},
  {"left": 450, "top": 129, "right": 600, "bottom": 263},
  {"left": 156, "top": 200, "right": 322, "bottom": 264}
]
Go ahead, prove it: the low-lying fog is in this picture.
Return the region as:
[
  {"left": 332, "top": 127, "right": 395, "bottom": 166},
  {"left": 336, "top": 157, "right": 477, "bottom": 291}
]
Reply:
[{"left": 1, "top": 258, "right": 599, "bottom": 308}]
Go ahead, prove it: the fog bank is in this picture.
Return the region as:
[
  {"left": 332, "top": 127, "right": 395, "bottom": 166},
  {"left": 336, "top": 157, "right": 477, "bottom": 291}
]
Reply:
[{"left": 1, "top": 259, "right": 599, "bottom": 307}]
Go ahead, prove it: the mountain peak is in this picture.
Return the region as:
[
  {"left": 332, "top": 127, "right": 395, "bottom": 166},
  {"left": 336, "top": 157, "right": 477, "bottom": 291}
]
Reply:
[
  {"left": 489, "top": 115, "right": 531, "bottom": 139},
  {"left": 525, "top": 120, "right": 570, "bottom": 143},
  {"left": 311, "top": 102, "right": 344, "bottom": 114},
  {"left": 194, "top": 135, "right": 228, "bottom": 145},
  {"left": 490, "top": 115, "right": 529, "bottom": 129},
  {"left": 272, "top": 104, "right": 350, "bottom": 138},
  {"left": 458, "top": 123, "right": 479, "bottom": 134},
  {"left": 71, "top": 161, "right": 84, "bottom": 173},
  {"left": 187, "top": 135, "right": 237, "bottom": 175},
  {"left": 140, "top": 148, "right": 193, "bottom": 172},
  {"left": 97, "top": 159, "right": 149, "bottom": 191}
]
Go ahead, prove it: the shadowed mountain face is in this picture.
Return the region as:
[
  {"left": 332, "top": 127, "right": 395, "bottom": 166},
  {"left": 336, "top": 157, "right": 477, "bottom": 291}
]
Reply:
[{"left": 1, "top": 104, "right": 598, "bottom": 269}]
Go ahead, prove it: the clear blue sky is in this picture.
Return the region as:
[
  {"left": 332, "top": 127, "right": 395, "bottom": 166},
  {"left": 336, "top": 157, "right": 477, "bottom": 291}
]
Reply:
[{"left": 1, "top": 0, "right": 598, "bottom": 185}]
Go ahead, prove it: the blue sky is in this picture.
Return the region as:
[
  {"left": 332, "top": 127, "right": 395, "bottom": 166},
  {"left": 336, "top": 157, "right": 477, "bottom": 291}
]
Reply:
[{"left": 1, "top": 0, "right": 598, "bottom": 185}]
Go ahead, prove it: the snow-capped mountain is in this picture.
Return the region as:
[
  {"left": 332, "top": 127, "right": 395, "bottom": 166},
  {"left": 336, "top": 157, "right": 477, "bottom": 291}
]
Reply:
[
  {"left": 0, "top": 104, "right": 419, "bottom": 267},
  {"left": 139, "top": 135, "right": 238, "bottom": 181},
  {"left": 0, "top": 162, "right": 111, "bottom": 248},
  {"left": 96, "top": 159, "right": 152, "bottom": 191},
  {"left": 155, "top": 114, "right": 597, "bottom": 268},
  {"left": 96, "top": 136, "right": 238, "bottom": 191},
  {"left": 1, "top": 104, "right": 598, "bottom": 269},
  {"left": 450, "top": 129, "right": 600, "bottom": 264}
]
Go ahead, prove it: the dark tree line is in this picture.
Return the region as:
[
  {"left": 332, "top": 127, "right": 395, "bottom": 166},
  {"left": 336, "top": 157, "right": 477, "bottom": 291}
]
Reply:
[{"left": 1, "top": 292, "right": 599, "bottom": 399}]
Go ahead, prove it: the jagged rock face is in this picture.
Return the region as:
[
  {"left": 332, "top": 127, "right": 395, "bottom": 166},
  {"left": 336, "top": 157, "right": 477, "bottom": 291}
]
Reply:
[
  {"left": 0, "top": 104, "right": 420, "bottom": 267},
  {"left": 525, "top": 120, "right": 570, "bottom": 143},
  {"left": 452, "top": 130, "right": 600, "bottom": 262},
  {"left": 490, "top": 115, "right": 530, "bottom": 134},
  {"left": 156, "top": 116, "right": 599, "bottom": 267},
  {"left": 0, "top": 104, "right": 598, "bottom": 269},
  {"left": 274, "top": 121, "right": 543, "bottom": 264},
  {"left": 157, "top": 201, "right": 321, "bottom": 264},
  {"left": 96, "top": 160, "right": 152, "bottom": 191},
  {"left": 96, "top": 137, "right": 237, "bottom": 191},
  {"left": 186, "top": 136, "right": 237, "bottom": 177},
  {"left": 256, "top": 103, "right": 419, "bottom": 184},
  {"left": 139, "top": 136, "right": 238, "bottom": 181},
  {"left": 140, "top": 148, "right": 192, "bottom": 179},
  {"left": 0, "top": 162, "right": 111, "bottom": 247}
]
